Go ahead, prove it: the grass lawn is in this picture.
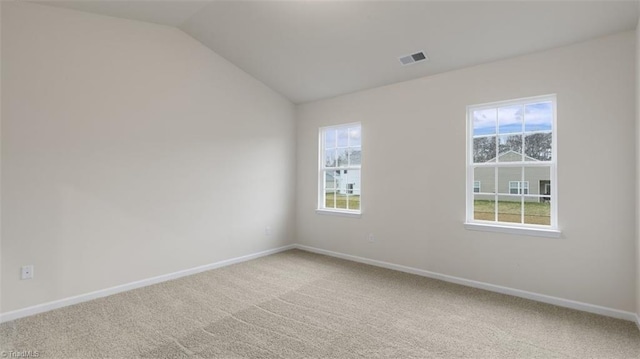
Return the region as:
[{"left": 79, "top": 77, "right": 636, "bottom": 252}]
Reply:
[
  {"left": 474, "top": 199, "right": 550, "bottom": 225},
  {"left": 325, "top": 192, "right": 360, "bottom": 210}
]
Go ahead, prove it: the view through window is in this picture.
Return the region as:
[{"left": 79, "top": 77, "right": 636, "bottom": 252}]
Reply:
[
  {"left": 319, "top": 123, "right": 362, "bottom": 213},
  {"left": 467, "top": 95, "right": 557, "bottom": 228}
]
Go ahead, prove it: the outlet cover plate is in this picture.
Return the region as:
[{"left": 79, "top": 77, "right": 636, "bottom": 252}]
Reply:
[{"left": 21, "top": 265, "right": 34, "bottom": 280}]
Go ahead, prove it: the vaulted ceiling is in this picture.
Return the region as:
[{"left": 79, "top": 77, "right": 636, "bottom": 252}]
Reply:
[{"left": 33, "top": 1, "right": 640, "bottom": 104}]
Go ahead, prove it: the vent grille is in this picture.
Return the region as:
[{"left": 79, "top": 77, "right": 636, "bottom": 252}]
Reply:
[{"left": 399, "top": 51, "right": 428, "bottom": 66}]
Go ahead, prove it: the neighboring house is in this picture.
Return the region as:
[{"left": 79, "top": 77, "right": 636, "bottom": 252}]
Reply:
[
  {"left": 326, "top": 149, "right": 361, "bottom": 196},
  {"left": 474, "top": 151, "right": 550, "bottom": 202},
  {"left": 326, "top": 169, "right": 361, "bottom": 195}
]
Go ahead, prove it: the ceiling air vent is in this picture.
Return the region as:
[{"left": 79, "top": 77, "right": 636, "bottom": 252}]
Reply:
[{"left": 398, "top": 51, "right": 428, "bottom": 66}]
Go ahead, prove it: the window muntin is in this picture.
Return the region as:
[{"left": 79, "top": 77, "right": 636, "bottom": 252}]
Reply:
[
  {"left": 467, "top": 95, "right": 557, "bottom": 230},
  {"left": 319, "top": 123, "right": 361, "bottom": 213}
]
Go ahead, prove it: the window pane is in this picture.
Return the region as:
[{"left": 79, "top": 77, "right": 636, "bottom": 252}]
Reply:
[
  {"left": 337, "top": 128, "right": 348, "bottom": 147},
  {"left": 336, "top": 148, "right": 348, "bottom": 167},
  {"left": 473, "top": 109, "right": 496, "bottom": 136},
  {"left": 324, "top": 129, "right": 336, "bottom": 149},
  {"left": 349, "top": 147, "right": 362, "bottom": 166},
  {"left": 325, "top": 189, "right": 336, "bottom": 209},
  {"left": 335, "top": 193, "right": 348, "bottom": 209},
  {"left": 524, "top": 166, "right": 550, "bottom": 194},
  {"left": 498, "top": 105, "right": 523, "bottom": 134},
  {"left": 498, "top": 134, "right": 522, "bottom": 162},
  {"left": 474, "top": 167, "right": 494, "bottom": 194},
  {"left": 324, "top": 170, "right": 337, "bottom": 209},
  {"left": 345, "top": 169, "right": 361, "bottom": 195},
  {"left": 473, "top": 136, "right": 496, "bottom": 163},
  {"left": 325, "top": 171, "right": 336, "bottom": 190},
  {"left": 345, "top": 169, "right": 361, "bottom": 210},
  {"left": 524, "top": 197, "right": 551, "bottom": 225},
  {"left": 324, "top": 149, "right": 336, "bottom": 167},
  {"left": 498, "top": 195, "right": 522, "bottom": 224},
  {"left": 523, "top": 163, "right": 551, "bottom": 225},
  {"left": 524, "top": 132, "right": 552, "bottom": 161},
  {"left": 348, "top": 127, "right": 361, "bottom": 146},
  {"left": 498, "top": 167, "right": 521, "bottom": 194},
  {"left": 474, "top": 194, "right": 495, "bottom": 221},
  {"left": 525, "top": 102, "right": 552, "bottom": 132}
]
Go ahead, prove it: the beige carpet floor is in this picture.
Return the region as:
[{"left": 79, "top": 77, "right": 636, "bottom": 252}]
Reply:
[{"left": 1, "top": 249, "right": 639, "bottom": 358}]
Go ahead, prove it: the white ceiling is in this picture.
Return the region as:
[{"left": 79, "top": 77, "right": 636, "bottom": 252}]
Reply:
[
  {"left": 32, "top": 1, "right": 640, "bottom": 104},
  {"left": 33, "top": 0, "right": 210, "bottom": 27}
]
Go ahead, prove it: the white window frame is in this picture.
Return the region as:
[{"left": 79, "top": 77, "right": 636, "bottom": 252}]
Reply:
[
  {"left": 317, "top": 123, "right": 362, "bottom": 217},
  {"left": 465, "top": 94, "right": 559, "bottom": 238}
]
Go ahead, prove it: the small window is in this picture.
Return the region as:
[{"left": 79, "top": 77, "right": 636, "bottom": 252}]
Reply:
[
  {"left": 347, "top": 183, "right": 354, "bottom": 194},
  {"left": 508, "top": 181, "right": 529, "bottom": 195},
  {"left": 319, "top": 123, "right": 361, "bottom": 214},
  {"left": 466, "top": 95, "right": 558, "bottom": 234}
]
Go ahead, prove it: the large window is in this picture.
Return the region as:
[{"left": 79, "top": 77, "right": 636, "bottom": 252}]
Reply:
[
  {"left": 319, "top": 123, "right": 361, "bottom": 214},
  {"left": 466, "top": 95, "right": 558, "bottom": 235}
]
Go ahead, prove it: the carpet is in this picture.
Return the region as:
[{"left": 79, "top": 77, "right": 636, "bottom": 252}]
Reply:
[{"left": 1, "top": 249, "right": 638, "bottom": 358}]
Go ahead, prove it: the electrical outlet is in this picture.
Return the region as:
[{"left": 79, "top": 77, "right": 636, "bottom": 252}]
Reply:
[
  {"left": 265, "top": 226, "right": 272, "bottom": 237},
  {"left": 21, "top": 265, "right": 34, "bottom": 280},
  {"left": 368, "top": 233, "right": 375, "bottom": 243}
]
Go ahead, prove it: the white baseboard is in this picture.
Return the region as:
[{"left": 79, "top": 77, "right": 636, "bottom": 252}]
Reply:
[
  {"left": 3, "top": 243, "right": 638, "bottom": 326},
  {"left": 0, "top": 244, "right": 295, "bottom": 324},
  {"left": 294, "top": 244, "right": 638, "bottom": 323}
]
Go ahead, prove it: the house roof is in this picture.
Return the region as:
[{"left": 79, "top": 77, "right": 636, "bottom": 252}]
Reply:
[{"left": 486, "top": 150, "right": 539, "bottom": 163}]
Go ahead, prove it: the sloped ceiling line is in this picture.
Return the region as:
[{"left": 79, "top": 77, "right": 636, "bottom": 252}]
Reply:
[{"left": 28, "top": 1, "right": 640, "bottom": 104}]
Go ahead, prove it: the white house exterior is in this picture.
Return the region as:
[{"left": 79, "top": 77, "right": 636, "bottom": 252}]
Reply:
[{"left": 326, "top": 169, "right": 361, "bottom": 196}]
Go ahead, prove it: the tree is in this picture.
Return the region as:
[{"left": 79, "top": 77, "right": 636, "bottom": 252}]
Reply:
[
  {"left": 498, "top": 135, "right": 522, "bottom": 155},
  {"left": 473, "top": 137, "right": 496, "bottom": 163},
  {"left": 524, "top": 132, "right": 552, "bottom": 161}
]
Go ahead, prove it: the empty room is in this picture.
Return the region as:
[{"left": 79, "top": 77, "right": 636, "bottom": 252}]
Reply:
[{"left": 2, "top": 0, "right": 640, "bottom": 357}]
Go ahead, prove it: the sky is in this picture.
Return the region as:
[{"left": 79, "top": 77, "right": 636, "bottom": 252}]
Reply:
[
  {"left": 473, "top": 101, "right": 552, "bottom": 136},
  {"left": 324, "top": 126, "right": 361, "bottom": 148}
]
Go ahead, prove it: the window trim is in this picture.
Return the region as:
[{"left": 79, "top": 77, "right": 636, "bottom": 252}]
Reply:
[
  {"left": 464, "top": 222, "right": 561, "bottom": 238},
  {"left": 465, "top": 94, "right": 559, "bottom": 237},
  {"left": 317, "top": 122, "right": 362, "bottom": 216}
]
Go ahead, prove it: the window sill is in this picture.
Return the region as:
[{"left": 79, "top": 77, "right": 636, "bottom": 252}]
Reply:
[
  {"left": 316, "top": 209, "right": 362, "bottom": 218},
  {"left": 464, "top": 222, "right": 561, "bottom": 238}
]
